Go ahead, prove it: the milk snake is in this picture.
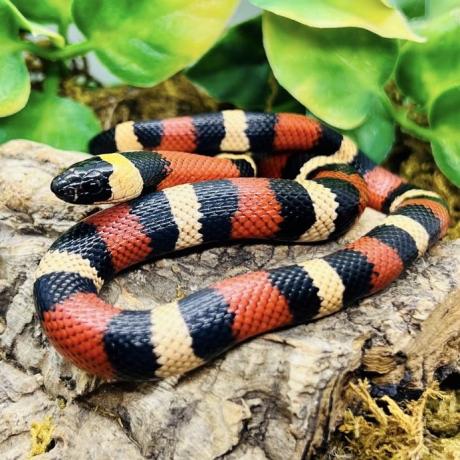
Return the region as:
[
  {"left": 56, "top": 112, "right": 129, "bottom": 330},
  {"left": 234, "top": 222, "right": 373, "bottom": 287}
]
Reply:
[{"left": 34, "top": 111, "right": 449, "bottom": 381}]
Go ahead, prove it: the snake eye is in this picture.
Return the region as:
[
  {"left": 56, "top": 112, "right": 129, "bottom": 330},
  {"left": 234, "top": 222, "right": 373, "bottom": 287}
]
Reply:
[
  {"left": 51, "top": 159, "right": 113, "bottom": 204},
  {"left": 85, "top": 179, "right": 103, "bottom": 194},
  {"left": 83, "top": 170, "right": 106, "bottom": 195}
]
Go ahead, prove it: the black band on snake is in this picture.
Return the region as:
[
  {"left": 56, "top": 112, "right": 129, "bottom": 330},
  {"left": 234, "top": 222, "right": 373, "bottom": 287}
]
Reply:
[{"left": 34, "top": 110, "right": 449, "bottom": 381}]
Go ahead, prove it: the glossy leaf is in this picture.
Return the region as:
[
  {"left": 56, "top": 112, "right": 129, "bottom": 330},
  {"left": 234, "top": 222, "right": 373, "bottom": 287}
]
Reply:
[
  {"left": 0, "top": 0, "right": 30, "bottom": 117},
  {"left": 389, "top": 0, "right": 426, "bottom": 18},
  {"left": 72, "top": 0, "right": 239, "bottom": 86},
  {"left": 0, "top": 91, "right": 101, "bottom": 151},
  {"left": 429, "top": 86, "right": 460, "bottom": 186},
  {"left": 263, "top": 12, "right": 398, "bottom": 130},
  {"left": 346, "top": 98, "right": 395, "bottom": 163},
  {"left": 187, "top": 16, "right": 303, "bottom": 113},
  {"left": 250, "top": 0, "right": 423, "bottom": 41},
  {"left": 396, "top": 12, "right": 460, "bottom": 106},
  {"left": 12, "top": 0, "right": 72, "bottom": 27}
]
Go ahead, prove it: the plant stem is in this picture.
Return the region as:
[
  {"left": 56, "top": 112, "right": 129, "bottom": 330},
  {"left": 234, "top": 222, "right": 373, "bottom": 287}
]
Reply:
[
  {"left": 43, "top": 64, "right": 61, "bottom": 95},
  {"left": 380, "top": 94, "right": 436, "bottom": 143},
  {"left": 51, "top": 41, "right": 93, "bottom": 60},
  {"left": 58, "top": 21, "right": 69, "bottom": 41},
  {"left": 23, "top": 41, "right": 93, "bottom": 61},
  {"left": 5, "top": 0, "right": 36, "bottom": 33},
  {"left": 5, "top": 0, "right": 65, "bottom": 48}
]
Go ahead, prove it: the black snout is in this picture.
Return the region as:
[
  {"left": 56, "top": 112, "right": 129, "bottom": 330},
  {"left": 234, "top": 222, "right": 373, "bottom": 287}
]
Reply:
[{"left": 50, "top": 158, "right": 113, "bottom": 204}]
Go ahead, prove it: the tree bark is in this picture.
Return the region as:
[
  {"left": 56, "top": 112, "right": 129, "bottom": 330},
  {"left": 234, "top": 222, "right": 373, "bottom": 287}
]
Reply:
[{"left": 1, "top": 140, "right": 459, "bottom": 459}]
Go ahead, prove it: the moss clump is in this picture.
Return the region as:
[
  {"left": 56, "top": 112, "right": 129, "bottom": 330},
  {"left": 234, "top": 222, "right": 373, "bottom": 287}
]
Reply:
[
  {"left": 29, "top": 416, "right": 54, "bottom": 457},
  {"left": 336, "top": 380, "right": 460, "bottom": 459},
  {"left": 424, "top": 389, "right": 460, "bottom": 458}
]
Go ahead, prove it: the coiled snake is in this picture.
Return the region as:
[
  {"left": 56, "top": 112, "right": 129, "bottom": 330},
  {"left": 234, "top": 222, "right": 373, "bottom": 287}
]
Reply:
[{"left": 33, "top": 111, "right": 449, "bottom": 381}]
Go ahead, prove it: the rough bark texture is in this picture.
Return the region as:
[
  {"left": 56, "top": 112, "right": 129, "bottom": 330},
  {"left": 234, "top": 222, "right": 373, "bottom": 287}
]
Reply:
[{"left": 0, "top": 140, "right": 459, "bottom": 460}]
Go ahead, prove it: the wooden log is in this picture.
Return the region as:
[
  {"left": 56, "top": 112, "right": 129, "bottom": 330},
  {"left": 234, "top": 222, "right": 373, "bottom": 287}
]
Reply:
[{"left": 0, "top": 140, "right": 459, "bottom": 459}]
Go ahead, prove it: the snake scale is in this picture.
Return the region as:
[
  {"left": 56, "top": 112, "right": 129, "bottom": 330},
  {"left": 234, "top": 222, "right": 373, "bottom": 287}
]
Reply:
[{"left": 34, "top": 111, "right": 450, "bottom": 381}]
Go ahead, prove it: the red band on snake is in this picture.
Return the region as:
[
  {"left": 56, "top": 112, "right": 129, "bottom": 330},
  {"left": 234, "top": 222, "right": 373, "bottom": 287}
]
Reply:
[{"left": 34, "top": 110, "right": 449, "bottom": 381}]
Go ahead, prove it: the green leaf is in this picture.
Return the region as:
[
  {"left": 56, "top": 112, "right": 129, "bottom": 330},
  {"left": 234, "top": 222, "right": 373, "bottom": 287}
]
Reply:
[
  {"left": 346, "top": 98, "right": 395, "bottom": 163},
  {"left": 0, "top": 51, "right": 29, "bottom": 118},
  {"left": 187, "top": 16, "right": 303, "bottom": 113},
  {"left": 396, "top": 12, "right": 460, "bottom": 107},
  {"left": 12, "top": 0, "right": 72, "bottom": 27},
  {"left": 429, "top": 86, "right": 460, "bottom": 186},
  {"left": 389, "top": 0, "right": 426, "bottom": 18},
  {"left": 263, "top": 12, "right": 398, "bottom": 130},
  {"left": 72, "top": 0, "right": 239, "bottom": 87},
  {"left": 250, "top": 0, "right": 423, "bottom": 41},
  {"left": 0, "top": 0, "right": 30, "bottom": 117},
  {"left": 187, "top": 17, "right": 269, "bottom": 111},
  {"left": 0, "top": 91, "right": 101, "bottom": 151},
  {"left": 428, "top": 0, "right": 460, "bottom": 18},
  {"left": 270, "top": 84, "right": 304, "bottom": 113}
]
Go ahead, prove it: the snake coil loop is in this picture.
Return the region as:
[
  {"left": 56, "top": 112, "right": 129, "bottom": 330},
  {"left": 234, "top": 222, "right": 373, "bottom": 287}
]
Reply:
[{"left": 34, "top": 111, "right": 449, "bottom": 381}]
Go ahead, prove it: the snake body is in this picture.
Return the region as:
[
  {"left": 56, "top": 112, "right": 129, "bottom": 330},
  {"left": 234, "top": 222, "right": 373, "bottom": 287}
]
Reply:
[{"left": 34, "top": 111, "right": 449, "bottom": 381}]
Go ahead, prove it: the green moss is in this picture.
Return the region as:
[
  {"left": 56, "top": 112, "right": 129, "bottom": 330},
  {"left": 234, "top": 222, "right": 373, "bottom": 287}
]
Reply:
[{"left": 335, "top": 380, "right": 460, "bottom": 459}]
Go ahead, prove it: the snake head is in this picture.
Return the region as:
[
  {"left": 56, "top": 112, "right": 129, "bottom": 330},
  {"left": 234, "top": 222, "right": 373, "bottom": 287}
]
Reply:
[{"left": 51, "top": 157, "right": 113, "bottom": 204}]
